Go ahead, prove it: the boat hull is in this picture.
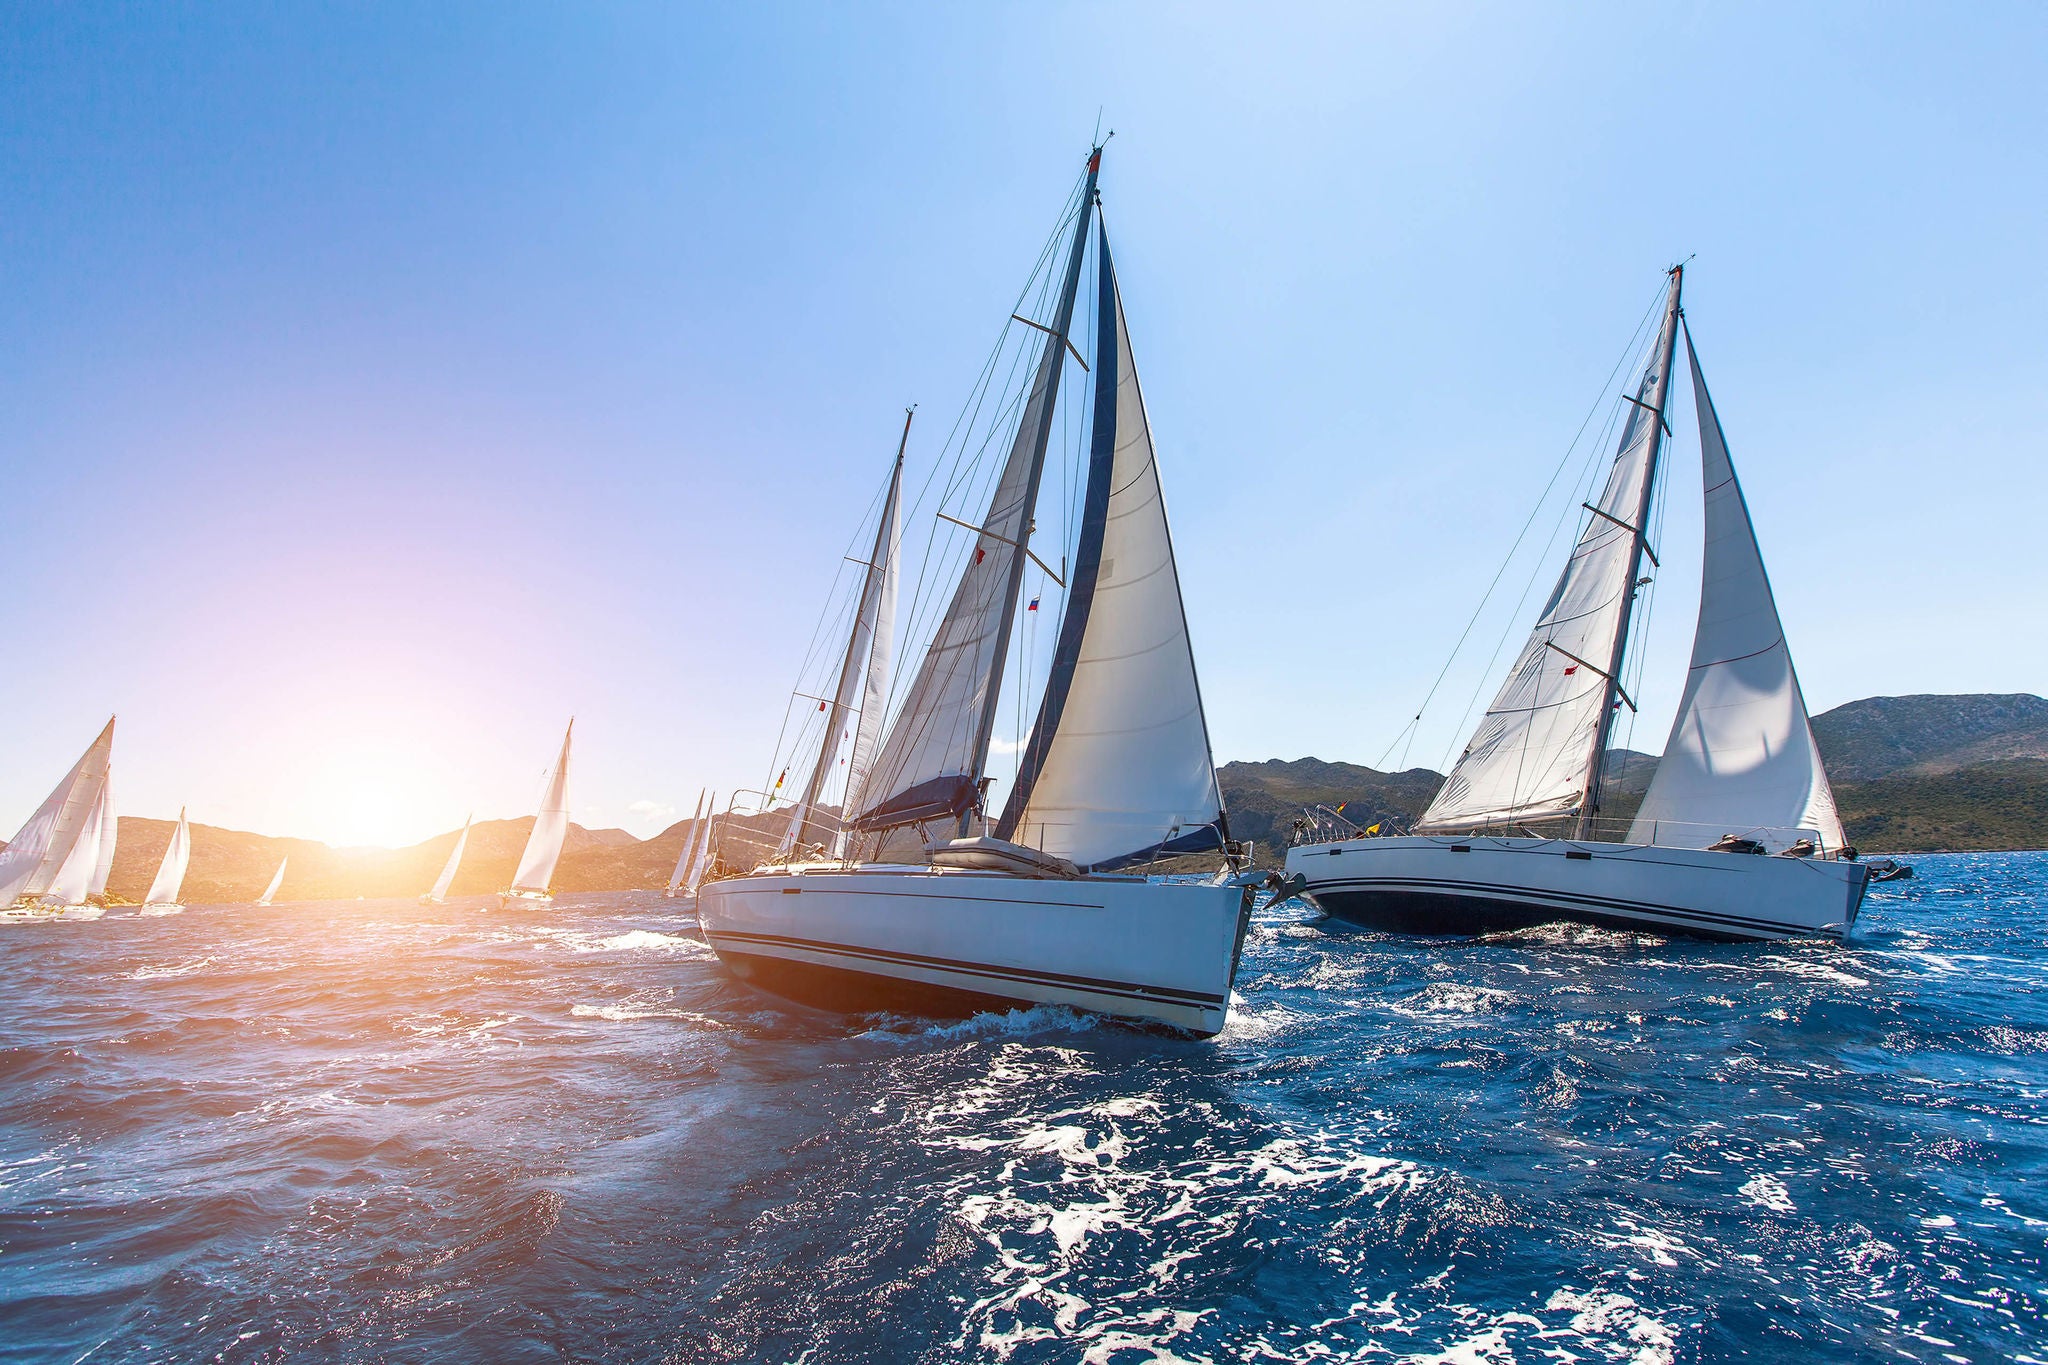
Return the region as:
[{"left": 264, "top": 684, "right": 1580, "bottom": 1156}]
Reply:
[
  {"left": 138, "top": 903, "right": 185, "bottom": 916},
  {"left": 1, "top": 901, "right": 106, "bottom": 923},
  {"left": 1285, "top": 835, "right": 1868, "bottom": 941},
  {"left": 698, "top": 865, "right": 1253, "bottom": 1035},
  {"left": 495, "top": 889, "right": 553, "bottom": 911}
]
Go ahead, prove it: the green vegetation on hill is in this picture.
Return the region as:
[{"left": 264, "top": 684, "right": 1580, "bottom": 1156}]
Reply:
[
  {"left": 1833, "top": 760, "right": 2048, "bottom": 852},
  {"left": 1812, "top": 693, "right": 2048, "bottom": 782}
]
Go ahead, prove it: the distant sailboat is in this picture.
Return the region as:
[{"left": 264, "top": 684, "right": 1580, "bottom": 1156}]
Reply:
[
  {"left": 420, "top": 815, "right": 472, "bottom": 905},
  {"left": 665, "top": 790, "right": 714, "bottom": 899},
  {"left": 141, "top": 806, "right": 193, "bottom": 914},
  {"left": 498, "top": 721, "right": 572, "bottom": 910},
  {"left": 0, "top": 718, "right": 117, "bottom": 922},
  {"left": 255, "top": 857, "right": 286, "bottom": 907},
  {"left": 700, "top": 145, "right": 1255, "bottom": 1035},
  {"left": 1287, "top": 267, "right": 1868, "bottom": 941}
]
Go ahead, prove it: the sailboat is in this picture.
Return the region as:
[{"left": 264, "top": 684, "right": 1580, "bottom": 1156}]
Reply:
[
  {"left": 1286, "top": 267, "right": 1868, "bottom": 941},
  {"left": 665, "top": 790, "right": 715, "bottom": 899},
  {"left": 140, "top": 806, "right": 193, "bottom": 914},
  {"left": 420, "top": 815, "right": 471, "bottom": 905},
  {"left": 0, "top": 718, "right": 117, "bottom": 923},
  {"left": 255, "top": 857, "right": 286, "bottom": 907},
  {"left": 498, "top": 721, "right": 572, "bottom": 910},
  {"left": 699, "top": 145, "right": 1254, "bottom": 1035}
]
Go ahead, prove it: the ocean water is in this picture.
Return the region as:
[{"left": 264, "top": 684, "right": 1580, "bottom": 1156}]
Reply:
[{"left": 1, "top": 854, "right": 2043, "bottom": 1364}]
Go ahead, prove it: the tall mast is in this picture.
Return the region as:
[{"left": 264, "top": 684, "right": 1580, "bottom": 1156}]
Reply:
[
  {"left": 1579, "top": 263, "right": 1683, "bottom": 838},
  {"left": 788, "top": 408, "right": 914, "bottom": 849},
  {"left": 959, "top": 144, "right": 1102, "bottom": 834}
]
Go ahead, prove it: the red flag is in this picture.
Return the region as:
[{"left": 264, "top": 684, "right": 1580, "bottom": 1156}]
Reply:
[
  {"left": 975, "top": 547, "right": 986, "bottom": 565},
  {"left": 1562, "top": 665, "right": 1578, "bottom": 675},
  {"left": 818, "top": 700, "right": 827, "bottom": 711}
]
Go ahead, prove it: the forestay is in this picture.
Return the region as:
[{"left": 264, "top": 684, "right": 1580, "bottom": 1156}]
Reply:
[
  {"left": 996, "top": 225, "right": 1225, "bottom": 868},
  {"left": 1418, "top": 286, "right": 1680, "bottom": 833},
  {"left": 146, "top": 807, "right": 193, "bottom": 905},
  {"left": 1627, "top": 331, "right": 1845, "bottom": 852},
  {"left": 513, "top": 722, "right": 573, "bottom": 893},
  {"left": 0, "top": 718, "right": 115, "bottom": 905}
]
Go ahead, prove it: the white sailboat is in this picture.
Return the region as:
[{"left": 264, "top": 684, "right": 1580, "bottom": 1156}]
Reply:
[
  {"left": 665, "top": 790, "right": 715, "bottom": 899},
  {"left": 0, "top": 718, "right": 117, "bottom": 922},
  {"left": 141, "top": 806, "right": 193, "bottom": 914},
  {"left": 700, "top": 145, "right": 1254, "bottom": 1035},
  {"left": 1286, "top": 267, "right": 1868, "bottom": 941},
  {"left": 420, "top": 815, "right": 472, "bottom": 905},
  {"left": 255, "top": 856, "right": 286, "bottom": 907},
  {"left": 498, "top": 721, "right": 572, "bottom": 910}
]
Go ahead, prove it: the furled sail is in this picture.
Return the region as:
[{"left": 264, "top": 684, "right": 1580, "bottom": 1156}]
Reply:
[
  {"left": 0, "top": 718, "right": 115, "bottom": 906},
  {"left": 257, "top": 857, "right": 286, "bottom": 906},
  {"left": 427, "top": 815, "right": 471, "bottom": 903},
  {"left": 512, "top": 721, "right": 573, "bottom": 893},
  {"left": 145, "top": 807, "right": 192, "bottom": 906},
  {"left": 668, "top": 790, "right": 706, "bottom": 895},
  {"left": 787, "top": 430, "right": 906, "bottom": 854},
  {"left": 997, "top": 223, "right": 1225, "bottom": 869},
  {"left": 1627, "top": 330, "right": 1846, "bottom": 852},
  {"left": 1418, "top": 276, "right": 1682, "bottom": 833},
  {"left": 854, "top": 154, "right": 1102, "bottom": 834}
]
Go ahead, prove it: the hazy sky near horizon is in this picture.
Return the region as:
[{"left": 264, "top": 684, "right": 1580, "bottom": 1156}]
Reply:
[{"left": 3, "top": 3, "right": 2043, "bottom": 848}]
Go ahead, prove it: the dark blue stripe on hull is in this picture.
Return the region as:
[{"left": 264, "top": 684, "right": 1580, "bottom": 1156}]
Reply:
[{"left": 1303, "top": 877, "right": 1843, "bottom": 942}]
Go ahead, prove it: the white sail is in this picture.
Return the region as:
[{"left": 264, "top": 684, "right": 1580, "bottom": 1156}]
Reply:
[
  {"left": 789, "top": 440, "right": 905, "bottom": 855},
  {"left": 856, "top": 169, "right": 1099, "bottom": 834},
  {"left": 89, "top": 771, "right": 117, "bottom": 898},
  {"left": 685, "top": 791, "right": 717, "bottom": 894},
  {"left": 48, "top": 780, "right": 111, "bottom": 907},
  {"left": 998, "top": 226, "right": 1224, "bottom": 868},
  {"left": 256, "top": 857, "right": 286, "bottom": 906},
  {"left": 511, "top": 721, "right": 573, "bottom": 893},
  {"left": 668, "top": 790, "right": 705, "bottom": 895},
  {"left": 426, "top": 815, "right": 471, "bottom": 903},
  {"left": 0, "top": 718, "right": 115, "bottom": 905},
  {"left": 1628, "top": 331, "right": 1846, "bottom": 852},
  {"left": 145, "top": 807, "right": 192, "bottom": 905},
  {"left": 1418, "top": 285, "right": 1680, "bottom": 833}
]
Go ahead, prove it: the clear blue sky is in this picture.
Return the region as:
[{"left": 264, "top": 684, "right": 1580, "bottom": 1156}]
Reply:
[{"left": 2, "top": 3, "right": 2042, "bottom": 846}]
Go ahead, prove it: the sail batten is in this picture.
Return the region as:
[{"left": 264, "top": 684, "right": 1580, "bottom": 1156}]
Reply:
[
  {"left": 1417, "top": 273, "right": 1683, "bottom": 834},
  {"left": 996, "top": 221, "right": 1225, "bottom": 868},
  {"left": 1627, "top": 328, "right": 1845, "bottom": 851},
  {"left": 511, "top": 722, "right": 573, "bottom": 893}
]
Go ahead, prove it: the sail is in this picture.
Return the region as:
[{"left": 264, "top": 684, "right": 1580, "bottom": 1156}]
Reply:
[
  {"left": 684, "top": 791, "right": 716, "bottom": 894},
  {"left": 996, "top": 224, "right": 1225, "bottom": 869},
  {"left": 257, "top": 857, "right": 286, "bottom": 906},
  {"left": 854, "top": 155, "right": 1101, "bottom": 833},
  {"left": 89, "top": 772, "right": 117, "bottom": 898},
  {"left": 427, "top": 815, "right": 471, "bottom": 902},
  {"left": 0, "top": 718, "right": 115, "bottom": 905},
  {"left": 512, "top": 721, "right": 573, "bottom": 893},
  {"left": 48, "top": 780, "right": 111, "bottom": 906},
  {"left": 1628, "top": 330, "right": 1846, "bottom": 852},
  {"left": 668, "top": 790, "right": 705, "bottom": 895},
  {"left": 788, "top": 435, "right": 906, "bottom": 853},
  {"left": 1418, "top": 280, "right": 1681, "bottom": 833},
  {"left": 145, "top": 807, "right": 192, "bottom": 905}
]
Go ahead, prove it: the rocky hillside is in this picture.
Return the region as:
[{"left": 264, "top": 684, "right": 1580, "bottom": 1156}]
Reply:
[{"left": 1810, "top": 694, "right": 2048, "bottom": 782}]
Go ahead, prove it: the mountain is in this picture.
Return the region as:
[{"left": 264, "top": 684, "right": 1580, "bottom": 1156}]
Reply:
[{"left": 1810, "top": 694, "right": 2048, "bottom": 781}]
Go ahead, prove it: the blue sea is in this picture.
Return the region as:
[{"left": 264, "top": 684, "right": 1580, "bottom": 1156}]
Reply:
[{"left": 2, "top": 853, "right": 2043, "bottom": 1363}]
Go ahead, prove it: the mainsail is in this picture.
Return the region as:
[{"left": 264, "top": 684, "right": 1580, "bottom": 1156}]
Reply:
[
  {"left": 512, "top": 721, "right": 573, "bottom": 893},
  {"left": 1418, "top": 271, "right": 1683, "bottom": 834},
  {"left": 49, "top": 780, "right": 111, "bottom": 907},
  {"left": 786, "top": 422, "right": 907, "bottom": 853},
  {"left": 257, "top": 857, "right": 286, "bottom": 906},
  {"left": 427, "top": 815, "right": 471, "bottom": 903},
  {"left": 145, "top": 807, "right": 192, "bottom": 906},
  {"left": 854, "top": 151, "right": 1102, "bottom": 834},
  {"left": 1627, "top": 329, "right": 1846, "bottom": 851},
  {"left": 668, "top": 790, "right": 706, "bottom": 896},
  {"left": 0, "top": 718, "right": 116, "bottom": 906},
  {"left": 996, "top": 222, "right": 1225, "bottom": 868},
  {"left": 90, "top": 774, "right": 116, "bottom": 899}
]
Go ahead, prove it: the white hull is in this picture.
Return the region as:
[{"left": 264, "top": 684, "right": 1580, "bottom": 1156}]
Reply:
[
  {"left": 1286, "top": 834, "right": 1868, "bottom": 941},
  {"left": 1, "top": 901, "right": 106, "bottom": 923},
  {"left": 496, "top": 888, "right": 553, "bottom": 911},
  {"left": 138, "top": 903, "right": 185, "bottom": 917},
  {"left": 698, "top": 863, "right": 1253, "bottom": 1035}
]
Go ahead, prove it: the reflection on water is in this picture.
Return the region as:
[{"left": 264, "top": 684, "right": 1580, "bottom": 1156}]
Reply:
[{"left": 2, "top": 855, "right": 2044, "bottom": 1362}]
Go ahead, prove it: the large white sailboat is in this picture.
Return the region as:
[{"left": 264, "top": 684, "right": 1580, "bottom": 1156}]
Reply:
[
  {"left": 255, "top": 856, "right": 287, "bottom": 907},
  {"left": 420, "top": 815, "right": 471, "bottom": 905},
  {"left": 0, "top": 718, "right": 117, "bottom": 923},
  {"left": 700, "top": 146, "right": 1254, "bottom": 1035},
  {"left": 498, "top": 721, "right": 572, "bottom": 910},
  {"left": 141, "top": 806, "right": 193, "bottom": 914},
  {"left": 1287, "top": 267, "right": 1868, "bottom": 941}
]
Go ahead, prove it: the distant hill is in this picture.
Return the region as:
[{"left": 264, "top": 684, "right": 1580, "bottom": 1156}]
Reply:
[{"left": 1810, "top": 694, "right": 2048, "bottom": 781}]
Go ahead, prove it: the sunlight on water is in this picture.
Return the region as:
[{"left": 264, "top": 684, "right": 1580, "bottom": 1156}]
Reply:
[{"left": 2, "top": 861, "right": 2045, "bottom": 1362}]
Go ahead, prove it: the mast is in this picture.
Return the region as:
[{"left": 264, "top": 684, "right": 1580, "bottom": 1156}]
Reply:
[
  {"left": 787, "top": 409, "right": 913, "bottom": 851},
  {"left": 959, "top": 144, "right": 1102, "bottom": 834},
  {"left": 1578, "top": 264, "right": 1683, "bottom": 837}
]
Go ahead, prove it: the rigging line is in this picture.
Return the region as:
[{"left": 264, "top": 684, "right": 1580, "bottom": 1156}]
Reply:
[{"left": 1413, "top": 280, "right": 1669, "bottom": 777}]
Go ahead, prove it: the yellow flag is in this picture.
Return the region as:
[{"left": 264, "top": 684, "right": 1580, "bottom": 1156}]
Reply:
[{"left": 1366, "top": 822, "right": 1381, "bottom": 836}]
